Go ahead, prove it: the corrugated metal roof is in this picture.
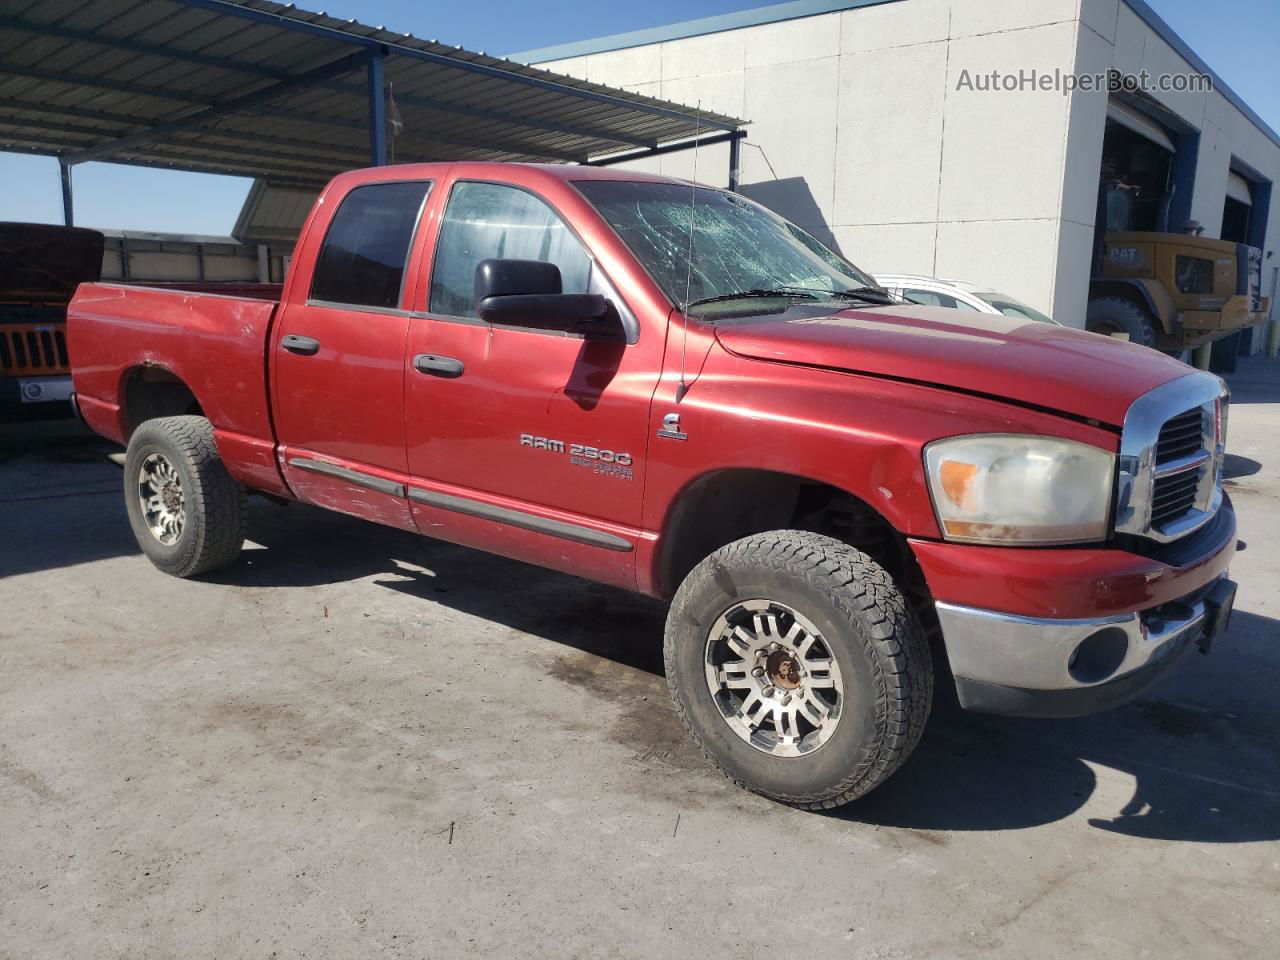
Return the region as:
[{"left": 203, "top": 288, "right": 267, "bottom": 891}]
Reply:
[
  {"left": 231, "top": 179, "right": 316, "bottom": 241},
  {"left": 0, "top": 0, "right": 743, "bottom": 188}
]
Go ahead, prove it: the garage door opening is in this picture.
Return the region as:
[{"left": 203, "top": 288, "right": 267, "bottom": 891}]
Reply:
[
  {"left": 1221, "top": 172, "right": 1253, "bottom": 244},
  {"left": 1095, "top": 100, "right": 1178, "bottom": 241},
  {"left": 1085, "top": 96, "right": 1271, "bottom": 359}
]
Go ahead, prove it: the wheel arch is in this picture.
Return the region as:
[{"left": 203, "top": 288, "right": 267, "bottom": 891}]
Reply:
[
  {"left": 119, "top": 364, "right": 204, "bottom": 439},
  {"left": 653, "top": 467, "right": 921, "bottom": 602}
]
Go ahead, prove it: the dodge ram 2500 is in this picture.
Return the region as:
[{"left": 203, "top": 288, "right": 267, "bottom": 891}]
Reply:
[{"left": 68, "top": 163, "right": 1238, "bottom": 808}]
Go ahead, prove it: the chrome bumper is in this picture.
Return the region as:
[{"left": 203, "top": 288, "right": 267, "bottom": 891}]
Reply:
[{"left": 936, "top": 576, "right": 1234, "bottom": 717}]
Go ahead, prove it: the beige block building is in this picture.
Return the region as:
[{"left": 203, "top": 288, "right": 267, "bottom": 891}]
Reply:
[{"left": 518, "top": 0, "right": 1280, "bottom": 339}]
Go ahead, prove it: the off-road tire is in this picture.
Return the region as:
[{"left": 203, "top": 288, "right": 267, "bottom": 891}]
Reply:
[
  {"left": 1086, "top": 296, "right": 1158, "bottom": 348},
  {"left": 123, "top": 415, "right": 246, "bottom": 578},
  {"left": 664, "top": 530, "right": 932, "bottom": 810}
]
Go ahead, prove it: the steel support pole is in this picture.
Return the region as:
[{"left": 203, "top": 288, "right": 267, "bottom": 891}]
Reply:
[
  {"left": 366, "top": 47, "right": 387, "bottom": 166},
  {"left": 59, "top": 160, "right": 74, "bottom": 226},
  {"left": 728, "top": 132, "right": 742, "bottom": 192}
]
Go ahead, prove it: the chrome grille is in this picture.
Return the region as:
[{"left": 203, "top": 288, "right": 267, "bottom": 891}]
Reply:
[
  {"left": 1115, "top": 373, "right": 1227, "bottom": 544},
  {"left": 1155, "top": 408, "right": 1205, "bottom": 464},
  {"left": 1150, "top": 404, "right": 1212, "bottom": 531},
  {"left": 1151, "top": 468, "right": 1201, "bottom": 527}
]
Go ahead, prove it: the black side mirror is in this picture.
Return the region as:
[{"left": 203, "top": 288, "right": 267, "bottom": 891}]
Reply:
[{"left": 474, "top": 259, "right": 610, "bottom": 332}]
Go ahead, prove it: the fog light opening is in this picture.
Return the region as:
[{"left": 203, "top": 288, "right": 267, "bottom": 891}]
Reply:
[{"left": 1068, "top": 627, "right": 1129, "bottom": 684}]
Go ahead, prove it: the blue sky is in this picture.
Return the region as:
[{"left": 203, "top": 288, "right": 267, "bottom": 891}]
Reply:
[{"left": 2, "top": 0, "right": 1276, "bottom": 234}]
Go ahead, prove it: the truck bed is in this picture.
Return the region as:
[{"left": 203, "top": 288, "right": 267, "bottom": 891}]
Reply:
[{"left": 67, "top": 282, "right": 284, "bottom": 492}]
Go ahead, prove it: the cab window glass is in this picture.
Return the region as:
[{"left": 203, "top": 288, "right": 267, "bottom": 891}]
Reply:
[
  {"left": 430, "top": 182, "right": 591, "bottom": 317},
  {"left": 310, "top": 181, "right": 431, "bottom": 309}
]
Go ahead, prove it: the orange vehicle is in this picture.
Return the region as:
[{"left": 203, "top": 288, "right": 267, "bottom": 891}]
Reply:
[{"left": 1, "top": 222, "right": 104, "bottom": 419}]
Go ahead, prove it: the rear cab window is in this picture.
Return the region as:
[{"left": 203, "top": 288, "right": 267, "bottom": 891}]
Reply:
[{"left": 310, "top": 180, "right": 432, "bottom": 310}]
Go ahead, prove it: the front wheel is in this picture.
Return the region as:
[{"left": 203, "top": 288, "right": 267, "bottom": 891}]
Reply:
[
  {"left": 664, "top": 531, "right": 932, "bottom": 810},
  {"left": 123, "top": 416, "right": 247, "bottom": 578}
]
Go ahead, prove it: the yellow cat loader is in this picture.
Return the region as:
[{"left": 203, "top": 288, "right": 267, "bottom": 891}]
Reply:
[{"left": 1087, "top": 232, "right": 1269, "bottom": 351}]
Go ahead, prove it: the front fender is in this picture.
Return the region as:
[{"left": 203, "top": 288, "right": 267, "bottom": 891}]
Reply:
[{"left": 637, "top": 350, "right": 1119, "bottom": 594}]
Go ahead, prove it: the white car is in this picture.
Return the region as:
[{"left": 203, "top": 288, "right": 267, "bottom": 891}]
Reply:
[{"left": 874, "top": 274, "right": 1060, "bottom": 325}]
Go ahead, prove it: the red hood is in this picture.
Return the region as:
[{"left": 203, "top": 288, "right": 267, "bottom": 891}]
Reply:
[{"left": 713, "top": 304, "right": 1195, "bottom": 426}]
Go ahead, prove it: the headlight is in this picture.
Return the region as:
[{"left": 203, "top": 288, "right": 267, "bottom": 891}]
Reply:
[{"left": 924, "top": 435, "right": 1114, "bottom": 545}]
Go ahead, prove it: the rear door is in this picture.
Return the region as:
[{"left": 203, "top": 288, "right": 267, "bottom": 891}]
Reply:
[
  {"left": 401, "top": 178, "right": 661, "bottom": 587},
  {"left": 271, "top": 179, "right": 432, "bottom": 529}
]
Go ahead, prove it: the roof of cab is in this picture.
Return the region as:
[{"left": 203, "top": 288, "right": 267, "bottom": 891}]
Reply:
[{"left": 327, "top": 161, "right": 695, "bottom": 191}]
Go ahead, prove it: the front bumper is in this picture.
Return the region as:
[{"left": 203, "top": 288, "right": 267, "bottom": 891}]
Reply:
[
  {"left": 916, "top": 499, "right": 1238, "bottom": 718},
  {"left": 939, "top": 576, "right": 1236, "bottom": 717}
]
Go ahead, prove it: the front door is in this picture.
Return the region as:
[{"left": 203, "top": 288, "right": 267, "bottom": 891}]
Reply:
[
  {"left": 403, "top": 179, "right": 661, "bottom": 586},
  {"left": 271, "top": 179, "right": 432, "bottom": 529}
]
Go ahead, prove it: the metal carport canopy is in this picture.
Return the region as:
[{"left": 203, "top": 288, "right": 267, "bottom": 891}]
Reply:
[{"left": 0, "top": 0, "right": 745, "bottom": 223}]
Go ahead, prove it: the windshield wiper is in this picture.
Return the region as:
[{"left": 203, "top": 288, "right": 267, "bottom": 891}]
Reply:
[
  {"left": 685, "top": 288, "right": 820, "bottom": 309},
  {"left": 834, "top": 286, "right": 897, "bottom": 304},
  {"left": 788, "top": 285, "right": 897, "bottom": 305},
  {"left": 762, "top": 284, "right": 898, "bottom": 306}
]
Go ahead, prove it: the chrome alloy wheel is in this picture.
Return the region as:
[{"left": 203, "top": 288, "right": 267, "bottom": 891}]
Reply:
[
  {"left": 704, "top": 599, "right": 844, "bottom": 758},
  {"left": 137, "top": 452, "right": 186, "bottom": 545}
]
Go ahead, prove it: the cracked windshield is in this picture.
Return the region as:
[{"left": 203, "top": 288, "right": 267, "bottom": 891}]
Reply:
[{"left": 573, "top": 180, "right": 884, "bottom": 317}]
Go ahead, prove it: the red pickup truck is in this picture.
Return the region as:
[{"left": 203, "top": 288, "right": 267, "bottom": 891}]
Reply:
[{"left": 68, "top": 163, "right": 1238, "bottom": 809}]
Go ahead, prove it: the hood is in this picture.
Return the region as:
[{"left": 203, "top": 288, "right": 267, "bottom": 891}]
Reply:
[
  {"left": 0, "top": 222, "right": 105, "bottom": 303},
  {"left": 713, "top": 303, "right": 1194, "bottom": 426}
]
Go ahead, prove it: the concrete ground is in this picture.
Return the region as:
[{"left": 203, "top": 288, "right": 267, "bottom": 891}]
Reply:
[{"left": 2, "top": 358, "right": 1277, "bottom": 960}]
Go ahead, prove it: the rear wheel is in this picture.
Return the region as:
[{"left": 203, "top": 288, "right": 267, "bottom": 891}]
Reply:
[
  {"left": 664, "top": 530, "right": 932, "bottom": 809},
  {"left": 1086, "top": 296, "right": 1158, "bottom": 348},
  {"left": 123, "top": 416, "right": 246, "bottom": 578}
]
